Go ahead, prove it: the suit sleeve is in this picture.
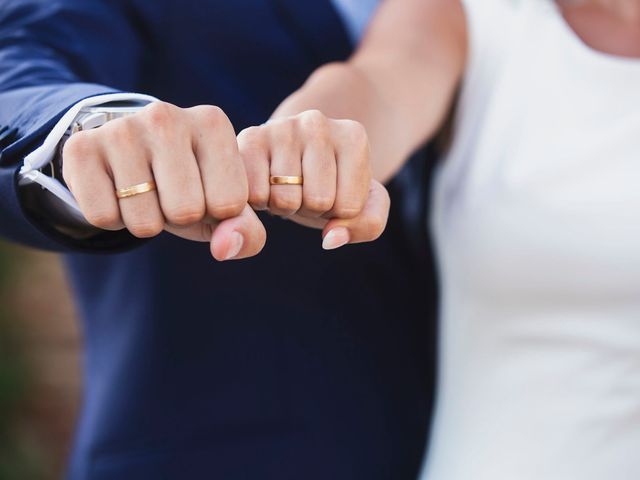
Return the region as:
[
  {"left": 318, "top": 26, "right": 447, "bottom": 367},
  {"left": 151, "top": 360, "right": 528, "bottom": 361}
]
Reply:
[{"left": 0, "top": 0, "right": 149, "bottom": 252}]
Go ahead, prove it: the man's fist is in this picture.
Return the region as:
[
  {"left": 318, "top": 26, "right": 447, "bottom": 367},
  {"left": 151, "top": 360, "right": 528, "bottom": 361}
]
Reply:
[{"left": 62, "top": 102, "right": 266, "bottom": 261}]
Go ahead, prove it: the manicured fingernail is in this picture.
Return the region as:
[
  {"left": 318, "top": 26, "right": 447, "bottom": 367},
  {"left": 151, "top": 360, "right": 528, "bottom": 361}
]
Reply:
[
  {"left": 322, "top": 227, "right": 349, "bottom": 250},
  {"left": 225, "top": 232, "right": 244, "bottom": 260}
]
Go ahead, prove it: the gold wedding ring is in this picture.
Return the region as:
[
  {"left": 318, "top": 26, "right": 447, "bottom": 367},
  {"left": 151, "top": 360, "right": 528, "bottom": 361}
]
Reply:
[
  {"left": 116, "top": 180, "right": 157, "bottom": 199},
  {"left": 270, "top": 175, "right": 304, "bottom": 186}
]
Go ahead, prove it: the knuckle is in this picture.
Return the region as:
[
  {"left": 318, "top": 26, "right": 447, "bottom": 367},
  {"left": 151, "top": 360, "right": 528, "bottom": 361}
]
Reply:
[
  {"left": 128, "top": 219, "right": 164, "bottom": 238},
  {"left": 341, "top": 119, "right": 368, "bottom": 144},
  {"left": 207, "top": 200, "right": 246, "bottom": 220},
  {"left": 85, "top": 208, "right": 120, "bottom": 229},
  {"left": 248, "top": 188, "right": 269, "bottom": 210},
  {"left": 144, "top": 101, "right": 177, "bottom": 128},
  {"left": 298, "top": 109, "right": 328, "bottom": 131},
  {"left": 238, "top": 126, "right": 267, "bottom": 152},
  {"left": 336, "top": 119, "right": 370, "bottom": 158},
  {"left": 63, "top": 131, "right": 95, "bottom": 161},
  {"left": 300, "top": 111, "right": 332, "bottom": 147},
  {"left": 304, "top": 194, "right": 334, "bottom": 212},
  {"left": 165, "top": 202, "right": 205, "bottom": 226},
  {"left": 194, "top": 104, "right": 228, "bottom": 129},
  {"left": 332, "top": 200, "right": 363, "bottom": 219},
  {"left": 114, "top": 115, "right": 143, "bottom": 138},
  {"left": 270, "top": 192, "right": 300, "bottom": 213},
  {"left": 237, "top": 125, "right": 262, "bottom": 142}
]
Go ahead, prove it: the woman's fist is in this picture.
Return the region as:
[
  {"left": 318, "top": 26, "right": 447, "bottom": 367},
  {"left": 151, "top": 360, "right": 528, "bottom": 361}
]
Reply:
[{"left": 237, "top": 110, "right": 389, "bottom": 249}]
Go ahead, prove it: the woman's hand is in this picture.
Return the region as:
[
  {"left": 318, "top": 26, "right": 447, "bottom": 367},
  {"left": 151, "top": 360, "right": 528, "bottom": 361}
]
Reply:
[
  {"left": 237, "top": 110, "right": 390, "bottom": 250},
  {"left": 62, "top": 101, "right": 266, "bottom": 261}
]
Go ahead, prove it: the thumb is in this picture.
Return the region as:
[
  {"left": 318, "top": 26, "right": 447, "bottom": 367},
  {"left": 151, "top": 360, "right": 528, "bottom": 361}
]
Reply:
[
  {"left": 321, "top": 180, "right": 390, "bottom": 250},
  {"left": 210, "top": 204, "right": 267, "bottom": 261}
]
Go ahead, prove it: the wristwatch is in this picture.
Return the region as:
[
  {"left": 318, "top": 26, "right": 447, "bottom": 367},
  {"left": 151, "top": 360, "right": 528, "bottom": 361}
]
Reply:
[
  {"left": 22, "top": 103, "right": 145, "bottom": 237},
  {"left": 41, "top": 103, "right": 144, "bottom": 184}
]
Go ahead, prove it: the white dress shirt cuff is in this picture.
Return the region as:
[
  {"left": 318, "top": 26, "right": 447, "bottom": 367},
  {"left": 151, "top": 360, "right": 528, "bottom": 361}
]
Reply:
[{"left": 18, "top": 92, "right": 157, "bottom": 227}]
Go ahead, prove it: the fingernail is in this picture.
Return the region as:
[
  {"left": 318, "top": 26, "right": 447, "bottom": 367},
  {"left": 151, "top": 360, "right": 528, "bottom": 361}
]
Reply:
[
  {"left": 322, "top": 227, "right": 349, "bottom": 250},
  {"left": 225, "top": 232, "right": 244, "bottom": 260}
]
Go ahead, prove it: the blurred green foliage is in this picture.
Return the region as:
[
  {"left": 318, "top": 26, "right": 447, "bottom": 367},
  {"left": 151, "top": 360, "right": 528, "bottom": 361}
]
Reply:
[{"left": 0, "top": 244, "right": 47, "bottom": 479}]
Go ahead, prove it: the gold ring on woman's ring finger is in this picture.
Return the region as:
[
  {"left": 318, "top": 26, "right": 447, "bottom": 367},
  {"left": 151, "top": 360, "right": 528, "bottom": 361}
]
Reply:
[{"left": 269, "top": 175, "right": 303, "bottom": 186}]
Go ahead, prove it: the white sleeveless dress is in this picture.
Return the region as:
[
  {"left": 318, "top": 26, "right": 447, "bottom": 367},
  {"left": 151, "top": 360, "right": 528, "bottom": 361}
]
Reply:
[{"left": 421, "top": 1, "right": 640, "bottom": 479}]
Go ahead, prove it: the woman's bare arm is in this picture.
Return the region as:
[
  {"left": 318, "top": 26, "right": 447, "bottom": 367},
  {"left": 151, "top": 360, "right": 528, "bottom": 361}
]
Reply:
[{"left": 272, "top": 0, "right": 467, "bottom": 182}]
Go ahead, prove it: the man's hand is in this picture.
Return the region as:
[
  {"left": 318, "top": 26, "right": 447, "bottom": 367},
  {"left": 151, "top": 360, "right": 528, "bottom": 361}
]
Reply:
[
  {"left": 62, "top": 102, "right": 266, "bottom": 261},
  {"left": 237, "top": 110, "right": 390, "bottom": 250}
]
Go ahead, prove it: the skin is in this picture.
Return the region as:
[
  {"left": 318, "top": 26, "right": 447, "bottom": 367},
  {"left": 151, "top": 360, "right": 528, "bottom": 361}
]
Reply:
[
  {"left": 63, "top": 104, "right": 388, "bottom": 261},
  {"left": 63, "top": 0, "right": 640, "bottom": 261},
  {"left": 558, "top": 0, "right": 640, "bottom": 57},
  {"left": 272, "top": 0, "right": 468, "bottom": 183},
  {"left": 274, "top": 0, "right": 640, "bottom": 182}
]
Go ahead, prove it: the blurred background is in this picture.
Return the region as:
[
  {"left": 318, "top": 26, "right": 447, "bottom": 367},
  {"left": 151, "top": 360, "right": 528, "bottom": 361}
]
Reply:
[{"left": 0, "top": 241, "right": 80, "bottom": 479}]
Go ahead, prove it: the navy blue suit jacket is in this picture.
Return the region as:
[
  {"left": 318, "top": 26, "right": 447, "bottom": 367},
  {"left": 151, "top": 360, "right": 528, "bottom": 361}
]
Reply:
[{"left": 0, "top": 1, "right": 437, "bottom": 478}]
